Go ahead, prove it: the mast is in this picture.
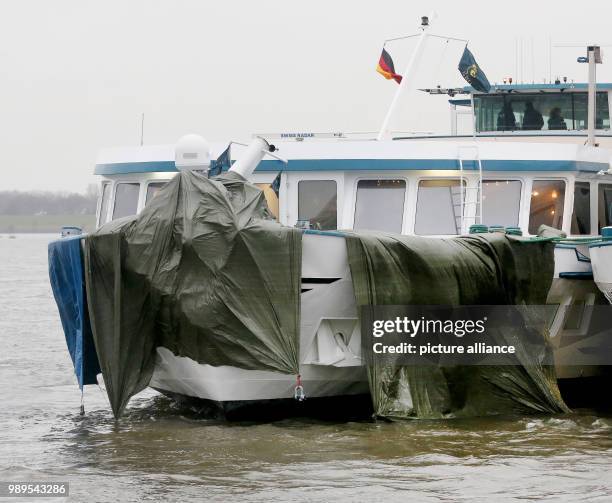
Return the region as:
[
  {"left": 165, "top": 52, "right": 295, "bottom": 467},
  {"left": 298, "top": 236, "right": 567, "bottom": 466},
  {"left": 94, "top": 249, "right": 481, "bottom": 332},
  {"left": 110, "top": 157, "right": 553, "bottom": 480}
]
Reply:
[
  {"left": 376, "top": 16, "right": 431, "bottom": 141},
  {"left": 586, "top": 45, "right": 601, "bottom": 147}
]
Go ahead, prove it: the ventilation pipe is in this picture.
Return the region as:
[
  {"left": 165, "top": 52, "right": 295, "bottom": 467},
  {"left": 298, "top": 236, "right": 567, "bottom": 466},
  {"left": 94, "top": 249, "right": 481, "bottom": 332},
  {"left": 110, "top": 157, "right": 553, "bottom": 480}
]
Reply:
[{"left": 229, "top": 137, "right": 272, "bottom": 180}]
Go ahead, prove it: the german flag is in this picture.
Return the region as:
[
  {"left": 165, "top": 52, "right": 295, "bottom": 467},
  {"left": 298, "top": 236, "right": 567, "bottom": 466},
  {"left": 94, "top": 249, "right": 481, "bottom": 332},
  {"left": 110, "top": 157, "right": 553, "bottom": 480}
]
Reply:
[{"left": 376, "top": 48, "right": 402, "bottom": 84}]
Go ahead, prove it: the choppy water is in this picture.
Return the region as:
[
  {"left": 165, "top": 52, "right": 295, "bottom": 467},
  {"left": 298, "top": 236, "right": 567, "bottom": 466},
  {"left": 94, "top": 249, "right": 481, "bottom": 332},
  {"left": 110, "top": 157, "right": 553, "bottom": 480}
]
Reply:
[{"left": 0, "top": 234, "right": 611, "bottom": 502}]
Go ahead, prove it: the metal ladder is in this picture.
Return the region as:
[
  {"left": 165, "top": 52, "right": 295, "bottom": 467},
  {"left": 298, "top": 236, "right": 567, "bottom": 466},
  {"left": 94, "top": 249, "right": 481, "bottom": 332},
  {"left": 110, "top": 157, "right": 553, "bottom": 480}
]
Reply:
[{"left": 455, "top": 144, "right": 483, "bottom": 234}]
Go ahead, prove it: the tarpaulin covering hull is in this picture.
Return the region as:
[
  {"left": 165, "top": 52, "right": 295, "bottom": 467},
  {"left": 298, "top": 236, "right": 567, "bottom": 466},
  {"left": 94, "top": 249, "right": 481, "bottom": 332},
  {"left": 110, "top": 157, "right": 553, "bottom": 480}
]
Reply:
[
  {"left": 345, "top": 232, "right": 569, "bottom": 419},
  {"left": 48, "top": 236, "right": 101, "bottom": 388},
  {"left": 84, "top": 171, "right": 301, "bottom": 418}
]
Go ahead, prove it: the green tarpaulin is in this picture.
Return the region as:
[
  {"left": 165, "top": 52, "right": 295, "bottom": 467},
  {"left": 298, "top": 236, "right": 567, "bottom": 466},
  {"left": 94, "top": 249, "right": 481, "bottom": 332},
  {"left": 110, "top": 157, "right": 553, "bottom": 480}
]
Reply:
[
  {"left": 344, "top": 232, "right": 569, "bottom": 419},
  {"left": 84, "top": 171, "right": 301, "bottom": 418}
]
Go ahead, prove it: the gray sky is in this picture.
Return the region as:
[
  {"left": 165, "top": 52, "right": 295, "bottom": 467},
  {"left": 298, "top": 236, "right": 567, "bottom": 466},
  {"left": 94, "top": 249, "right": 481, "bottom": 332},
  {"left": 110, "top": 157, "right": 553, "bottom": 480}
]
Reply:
[{"left": 2, "top": 0, "right": 612, "bottom": 192}]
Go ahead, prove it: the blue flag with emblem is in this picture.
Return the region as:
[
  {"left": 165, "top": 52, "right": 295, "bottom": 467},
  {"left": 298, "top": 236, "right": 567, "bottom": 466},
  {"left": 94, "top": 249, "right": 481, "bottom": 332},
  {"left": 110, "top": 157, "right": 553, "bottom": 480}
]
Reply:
[
  {"left": 208, "top": 143, "right": 231, "bottom": 177},
  {"left": 458, "top": 46, "right": 491, "bottom": 93}
]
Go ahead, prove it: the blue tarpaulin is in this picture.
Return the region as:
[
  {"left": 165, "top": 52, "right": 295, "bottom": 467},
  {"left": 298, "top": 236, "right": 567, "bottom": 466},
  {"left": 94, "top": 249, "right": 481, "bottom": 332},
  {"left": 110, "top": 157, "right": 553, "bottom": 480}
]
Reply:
[{"left": 48, "top": 236, "right": 100, "bottom": 388}]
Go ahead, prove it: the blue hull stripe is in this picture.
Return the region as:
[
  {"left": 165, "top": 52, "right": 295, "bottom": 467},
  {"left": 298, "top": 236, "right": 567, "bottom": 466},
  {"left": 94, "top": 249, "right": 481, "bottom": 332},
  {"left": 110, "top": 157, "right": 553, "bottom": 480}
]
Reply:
[{"left": 94, "top": 158, "right": 608, "bottom": 175}]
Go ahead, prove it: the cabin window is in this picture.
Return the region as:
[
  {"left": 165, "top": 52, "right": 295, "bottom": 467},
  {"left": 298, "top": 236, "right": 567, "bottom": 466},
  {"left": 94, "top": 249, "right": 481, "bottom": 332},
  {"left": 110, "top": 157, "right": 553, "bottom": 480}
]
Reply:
[
  {"left": 145, "top": 182, "right": 167, "bottom": 204},
  {"left": 415, "top": 179, "right": 464, "bottom": 235},
  {"left": 573, "top": 93, "right": 611, "bottom": 130},
  {"left": 255, "top": 183, "right": 279, "bottom": 221},
  {"left": 571, "top": 182, "right": 591, "bottom": 235},
  {"left": 528, "top": 180, "right": 566, "bottom": 234},
  {"left": 99, "top": 183, "right": 111, "bottom": 226},
  {"left": 354, "top": 179, "right": 406, "bottom": 233},
  {"left": 298, "top": 180, "right": 337, "bottom": 230},
  {"left": 113, "top": 182, "right": 140, "bottom": 220},
  {"left": 480, "top": 179, "right": 522, "bottom": 227},
  {"left": 474, "top": 92, "right": 610, "bottom": 132},
  {"left": 598, "top": 183, "right": 612, "bottom": 232}
]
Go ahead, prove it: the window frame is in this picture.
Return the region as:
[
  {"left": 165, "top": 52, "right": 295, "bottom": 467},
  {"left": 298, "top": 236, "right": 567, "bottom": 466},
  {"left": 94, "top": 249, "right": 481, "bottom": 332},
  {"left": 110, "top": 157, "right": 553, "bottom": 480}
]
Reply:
[
  {"left": 144, "top": 179, "right": 170, "bottom": 206},
  {"left": 571, "top": 180, "right": 592, "bottom": 236},
  {"left": 297, "top": 178, "right": 339, "bottom": 231},
  {"left": 479, "top": 177, "right": 524, "bottom": 229},
  {"left": 414, "top": 176, "right": 467, "bottom": 236},
  {"left": 351, "top": 177, "right": 408, "bottom": 234},
  {"left": 597, "top": 181, "right": 612, "bottom": 233},
  {"left": 97, "top": 181, "right": 112, "bottom": 228},
  {"left": 527, "top": 178, "right": 568, "bottom": 235},
  {"left": 112, "top": 181, "right": 142, "bottom": 221}
]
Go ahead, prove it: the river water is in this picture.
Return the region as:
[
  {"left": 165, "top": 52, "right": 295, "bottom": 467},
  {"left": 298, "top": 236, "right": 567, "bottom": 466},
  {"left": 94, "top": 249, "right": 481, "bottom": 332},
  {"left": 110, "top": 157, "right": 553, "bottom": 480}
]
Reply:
[{"left": 1, "top": 234, "right": 611, "bottom": 502}]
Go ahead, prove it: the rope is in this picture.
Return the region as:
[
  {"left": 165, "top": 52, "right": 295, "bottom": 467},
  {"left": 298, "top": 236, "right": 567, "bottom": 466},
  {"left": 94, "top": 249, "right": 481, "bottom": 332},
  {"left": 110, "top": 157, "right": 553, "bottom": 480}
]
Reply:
[{"left": 432, "top": 38, "right": 451, "bottom": 87}]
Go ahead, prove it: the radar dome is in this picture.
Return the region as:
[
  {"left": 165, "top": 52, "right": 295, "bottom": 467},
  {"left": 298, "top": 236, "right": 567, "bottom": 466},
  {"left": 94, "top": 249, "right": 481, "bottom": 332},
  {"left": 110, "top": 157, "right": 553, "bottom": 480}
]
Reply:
[{"left": 175, "top": 134, "right": 211, "bottom": 171}]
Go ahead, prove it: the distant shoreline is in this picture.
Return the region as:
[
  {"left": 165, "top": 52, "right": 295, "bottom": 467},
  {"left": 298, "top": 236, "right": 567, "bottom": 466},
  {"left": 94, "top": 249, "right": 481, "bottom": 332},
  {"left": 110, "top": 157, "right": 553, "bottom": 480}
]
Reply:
[{"left": 0, "top": 214, "right": 96, "bottom": 234}]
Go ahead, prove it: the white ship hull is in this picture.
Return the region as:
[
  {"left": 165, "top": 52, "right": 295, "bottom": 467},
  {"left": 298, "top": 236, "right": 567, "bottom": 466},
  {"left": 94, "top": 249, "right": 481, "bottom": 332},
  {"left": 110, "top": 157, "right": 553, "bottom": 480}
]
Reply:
[{"left": 590, "top": 242, "right": 612, "bottom": 303}]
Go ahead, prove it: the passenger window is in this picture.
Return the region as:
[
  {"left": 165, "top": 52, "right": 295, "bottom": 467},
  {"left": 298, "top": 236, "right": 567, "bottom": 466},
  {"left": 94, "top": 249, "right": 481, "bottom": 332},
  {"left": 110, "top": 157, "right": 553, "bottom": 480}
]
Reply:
[
  {"left": 298, "top": 180, "right": 337, "bottom": 230},
  {"left": 598, "top": 183, "right": 612, "bottom": 232},
  {"left": 415, "top": 179, "right": 464, "bottom": 235},
  {"left": 354, "top": 179, "right": 406, "bottom": 233},
  {"left": 571, "top": 182, "right": 591, "bottom": 235},
  {"left": 528, "top": 180, "right": 566, "bottom": 234},
  {"left": 146, "top": 182, "right": 168, "bottom": 204},
  {"left": 255, "top": 183, "right": 280, "bottom": 221},
  {"left": 113, "top": 183, "right": 140, "bottom": 220},
  {"left": 480, "top": 180, "right": 522, "bottom": 227},
  {"left": 99, "top": 183, "right": 111, "bottom": 226}
]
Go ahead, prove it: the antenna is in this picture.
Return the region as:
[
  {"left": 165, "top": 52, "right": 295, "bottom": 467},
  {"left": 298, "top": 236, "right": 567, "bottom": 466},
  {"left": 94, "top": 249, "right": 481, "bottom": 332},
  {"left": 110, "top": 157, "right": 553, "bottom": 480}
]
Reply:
[
  {"left": 548, "top": 37, "right": 552, "bottom": 83},
  {"left": 140, "top": 113, "right": 145, "bottom": 146},
  {"left": 520, "top": 38, "right": 524, "bottom": 83},
  {"left": 515, "top": 38, "right": 518, "bottom": 83},
  {"left": 531, "top": 37, "right": 535, "bottom": 84}
]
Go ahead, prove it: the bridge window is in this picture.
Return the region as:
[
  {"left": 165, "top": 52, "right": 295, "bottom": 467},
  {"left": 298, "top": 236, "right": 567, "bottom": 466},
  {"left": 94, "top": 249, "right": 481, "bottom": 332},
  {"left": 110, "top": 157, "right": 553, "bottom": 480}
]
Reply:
[
  {"left": 474, "top": 92, "right": 609, "bottom": 132},
  {"left": 354, "top": 179, "right": 406, "bottom": 233},
  {"left": 598, "top": 183, "right": 612, "bottom": 232},
  {"left": 298, "top": 180, "right": 337, "bottom": 230},
  {"left": 415, "top": 179, "right": 464, "bottom": 235},
  {"left": 113, "top": 183, "right": 140, "bottom": 220},
  {"left": 480, "top": 179, "right": 522, "bottom": 227},
  {"left": 528, "top": 180, "right": 566, "bottom": 234},
  {"left": 99, "top": 183, "right": 111, "bottom": 226},
  {"left": 571, "top": 182, "right": 591, "bottom": 235}
]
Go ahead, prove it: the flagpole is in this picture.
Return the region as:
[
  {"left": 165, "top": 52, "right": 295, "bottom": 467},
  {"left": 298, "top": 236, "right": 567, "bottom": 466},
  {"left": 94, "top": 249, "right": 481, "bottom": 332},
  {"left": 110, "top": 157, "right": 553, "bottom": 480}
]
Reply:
[{"left": 376, "top": 17, "right": 430, "bottom": 141}]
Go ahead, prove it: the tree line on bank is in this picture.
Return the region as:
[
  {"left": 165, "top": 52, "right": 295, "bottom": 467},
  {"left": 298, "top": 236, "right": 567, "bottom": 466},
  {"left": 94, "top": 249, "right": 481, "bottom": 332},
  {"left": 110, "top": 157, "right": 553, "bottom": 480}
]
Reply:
[{"left": 0, "top": 185, "right": 98, "bottom": 215}]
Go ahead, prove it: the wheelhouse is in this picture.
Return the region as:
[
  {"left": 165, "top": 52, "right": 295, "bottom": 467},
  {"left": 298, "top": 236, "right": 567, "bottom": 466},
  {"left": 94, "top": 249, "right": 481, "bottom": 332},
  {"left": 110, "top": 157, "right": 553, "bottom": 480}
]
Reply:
[{"left": 472, "top": 84, "right": 612, "bottom": 134}]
